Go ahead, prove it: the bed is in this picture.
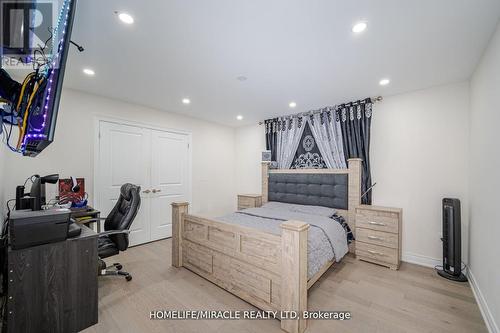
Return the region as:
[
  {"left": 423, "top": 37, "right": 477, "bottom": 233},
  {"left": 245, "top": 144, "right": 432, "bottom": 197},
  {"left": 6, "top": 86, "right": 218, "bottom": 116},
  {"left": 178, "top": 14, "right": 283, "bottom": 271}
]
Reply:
[
  {"left": 216, "top": 201, "right": 350, "bottom": 279},
  {"left": 171, "top": 159, "right": 362, "bottom": 333}
]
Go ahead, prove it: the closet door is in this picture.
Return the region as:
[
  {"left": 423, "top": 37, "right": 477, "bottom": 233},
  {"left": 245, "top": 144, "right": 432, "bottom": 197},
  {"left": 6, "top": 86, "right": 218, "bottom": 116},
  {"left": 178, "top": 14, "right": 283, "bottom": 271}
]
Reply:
[
  {"left": 150, "top": 130, "right": 190, "bottom": 241},
  {"left": 98, "top": 121, "right": 152, "bottom": 246}
]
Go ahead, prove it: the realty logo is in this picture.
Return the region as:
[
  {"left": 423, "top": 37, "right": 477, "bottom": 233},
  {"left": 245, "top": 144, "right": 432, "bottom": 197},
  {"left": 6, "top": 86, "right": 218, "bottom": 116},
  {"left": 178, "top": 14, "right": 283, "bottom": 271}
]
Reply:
[{"left": 1, "top": 0, "right": 56, "bottom": 69}]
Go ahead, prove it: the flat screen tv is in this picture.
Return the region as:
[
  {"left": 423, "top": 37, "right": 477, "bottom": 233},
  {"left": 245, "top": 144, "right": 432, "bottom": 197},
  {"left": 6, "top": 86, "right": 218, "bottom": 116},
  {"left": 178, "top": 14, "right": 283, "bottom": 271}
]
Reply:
[{"left": 18, "top": 0, "right": 77, "bottom": 156}]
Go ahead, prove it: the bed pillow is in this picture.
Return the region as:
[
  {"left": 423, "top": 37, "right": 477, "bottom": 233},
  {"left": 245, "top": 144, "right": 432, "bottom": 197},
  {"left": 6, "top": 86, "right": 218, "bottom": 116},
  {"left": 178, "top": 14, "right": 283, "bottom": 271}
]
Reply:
[{"left": 263, "top": 201, "right": 337, "bottom": 217}]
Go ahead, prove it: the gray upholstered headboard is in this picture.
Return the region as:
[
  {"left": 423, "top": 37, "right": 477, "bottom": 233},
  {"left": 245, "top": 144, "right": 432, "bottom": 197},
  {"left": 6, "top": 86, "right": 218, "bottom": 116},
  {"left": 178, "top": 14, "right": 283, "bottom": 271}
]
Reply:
[{"left": 268, "top": 173, "right": 348, "bottom": 210}]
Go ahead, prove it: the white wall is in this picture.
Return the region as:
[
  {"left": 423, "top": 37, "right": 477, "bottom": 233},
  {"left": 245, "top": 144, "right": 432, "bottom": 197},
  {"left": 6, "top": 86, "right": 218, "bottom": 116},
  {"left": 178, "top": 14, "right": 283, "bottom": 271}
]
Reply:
[
  {"left": 469, "top": 22, "right": 500, "bottom": 332},
  {"left": 2, "top": 89, "right": 237, "bottom": 216},
  {"left": 371, "top": 82, "right": 470, "bottom": 265},
  {"left": 235, "top": 81, "right": 470, "bottom": 266},
  {"left": 235, "top": 125, "right": 266, "bottom": 194}
]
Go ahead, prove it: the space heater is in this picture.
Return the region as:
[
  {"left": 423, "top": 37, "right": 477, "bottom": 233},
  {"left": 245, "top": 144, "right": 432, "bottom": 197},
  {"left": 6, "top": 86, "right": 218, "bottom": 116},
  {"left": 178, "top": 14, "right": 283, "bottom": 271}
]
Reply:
[{"left": 437, "top": 198, "right": 467, "bottom": 282}]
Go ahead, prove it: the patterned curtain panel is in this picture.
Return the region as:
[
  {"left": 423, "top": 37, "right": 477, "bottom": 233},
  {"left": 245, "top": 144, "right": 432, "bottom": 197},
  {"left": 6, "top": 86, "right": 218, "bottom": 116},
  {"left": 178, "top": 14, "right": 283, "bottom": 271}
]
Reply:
[
  {"left": 291, "top": 121, "right": 327, "bottom": 169},
  {"left": 338, "top": 98, "right": 373, "bottom": 204},
  {"left": 276, "top": 116, "right": 306, "bottom": 169},
  {"left": 308, "top": 110, "right": 347, "bottom": 169}
]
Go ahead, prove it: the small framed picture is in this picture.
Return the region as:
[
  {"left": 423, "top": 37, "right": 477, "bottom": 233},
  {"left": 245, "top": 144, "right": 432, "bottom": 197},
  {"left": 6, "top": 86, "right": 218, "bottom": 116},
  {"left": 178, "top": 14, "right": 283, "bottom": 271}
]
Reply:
[
  {"left": 262, "top": 150, "right": 272, "bottom": 162},
  {"left": 58, "top": 178, "right": 85, "bottom": 204}
]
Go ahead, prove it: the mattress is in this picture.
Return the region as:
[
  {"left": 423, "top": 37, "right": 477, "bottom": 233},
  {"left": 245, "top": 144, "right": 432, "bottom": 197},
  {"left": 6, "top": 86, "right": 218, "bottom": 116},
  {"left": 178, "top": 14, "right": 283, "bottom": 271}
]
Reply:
[{"left": 216, "top": 202, "right": 349, "bottom": 278}]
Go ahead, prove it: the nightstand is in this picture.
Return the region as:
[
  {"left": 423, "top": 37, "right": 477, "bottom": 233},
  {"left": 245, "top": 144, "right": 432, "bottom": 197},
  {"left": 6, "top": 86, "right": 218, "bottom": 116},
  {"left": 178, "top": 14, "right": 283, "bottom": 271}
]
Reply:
[
  {"left": 237, "top": 194, "right": 262, "bottom": 210},
  {"left": 355, "top": 205, "right": 402, "bottom": 270}
]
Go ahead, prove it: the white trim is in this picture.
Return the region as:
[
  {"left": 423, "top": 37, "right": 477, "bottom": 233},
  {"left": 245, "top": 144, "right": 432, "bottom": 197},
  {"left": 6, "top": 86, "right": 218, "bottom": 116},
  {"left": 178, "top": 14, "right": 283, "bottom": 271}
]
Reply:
[
  {"left": 93, "top": 115, "right": 192, "bottom": 136},
  {"left": 401, "top": 252, "right": 441, "bottom": 268},
  {"left": 468, "top": 269, "right": 499, "bottom": 333}
]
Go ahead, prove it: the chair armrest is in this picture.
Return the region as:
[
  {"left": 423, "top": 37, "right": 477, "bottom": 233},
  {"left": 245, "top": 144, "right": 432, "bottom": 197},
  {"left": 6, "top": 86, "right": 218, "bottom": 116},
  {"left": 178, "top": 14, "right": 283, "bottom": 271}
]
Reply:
[
  {"left": 76, "top": 217, "right": 107, "bottom": 224},
  {"left": 98, "top": 230, "right": 130, "bottom": 237}
]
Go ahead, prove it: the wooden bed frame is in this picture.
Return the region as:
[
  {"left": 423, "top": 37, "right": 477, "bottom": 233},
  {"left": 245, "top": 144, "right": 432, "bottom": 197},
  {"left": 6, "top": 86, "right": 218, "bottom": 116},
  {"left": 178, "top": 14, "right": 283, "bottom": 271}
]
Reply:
[{"left": 171, "top": 159, "right": 362, "bottom": 333}]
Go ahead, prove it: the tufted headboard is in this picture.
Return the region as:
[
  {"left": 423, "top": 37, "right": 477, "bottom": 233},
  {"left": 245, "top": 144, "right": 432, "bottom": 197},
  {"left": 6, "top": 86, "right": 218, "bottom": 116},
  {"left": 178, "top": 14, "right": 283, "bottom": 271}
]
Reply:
[
  {"left": 261, "top": 158, "right": 363, "bottom": 228},
  {"left": 268, "top": 173, "right": 348, "bottom": 210}
]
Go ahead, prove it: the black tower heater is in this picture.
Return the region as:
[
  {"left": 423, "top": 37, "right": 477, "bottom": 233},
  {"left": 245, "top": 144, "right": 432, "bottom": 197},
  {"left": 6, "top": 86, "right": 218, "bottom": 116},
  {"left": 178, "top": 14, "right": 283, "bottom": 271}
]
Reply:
[{"left": 437, "top": 198, "right": 467, "bottom": 282}]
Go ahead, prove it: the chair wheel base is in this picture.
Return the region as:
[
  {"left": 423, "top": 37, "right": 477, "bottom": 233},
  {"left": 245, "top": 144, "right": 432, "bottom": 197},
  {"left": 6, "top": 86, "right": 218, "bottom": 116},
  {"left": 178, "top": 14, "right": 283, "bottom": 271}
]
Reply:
[{"left": 99, "top": 260, "right": 132, "bottom": 281}]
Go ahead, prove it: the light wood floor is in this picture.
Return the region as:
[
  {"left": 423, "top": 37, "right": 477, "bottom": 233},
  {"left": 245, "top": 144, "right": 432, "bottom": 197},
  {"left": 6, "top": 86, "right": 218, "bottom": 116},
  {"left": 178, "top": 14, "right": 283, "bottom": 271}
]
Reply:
[{"left": 83, "top": 239, "right": 487, "bottom": 333}]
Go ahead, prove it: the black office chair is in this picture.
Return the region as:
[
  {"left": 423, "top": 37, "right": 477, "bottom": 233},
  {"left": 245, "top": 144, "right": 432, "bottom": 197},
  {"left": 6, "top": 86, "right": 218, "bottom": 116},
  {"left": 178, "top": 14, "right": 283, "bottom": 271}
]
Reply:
[{"left": 91, "top": 183, "right": 141, "bottom": 281}]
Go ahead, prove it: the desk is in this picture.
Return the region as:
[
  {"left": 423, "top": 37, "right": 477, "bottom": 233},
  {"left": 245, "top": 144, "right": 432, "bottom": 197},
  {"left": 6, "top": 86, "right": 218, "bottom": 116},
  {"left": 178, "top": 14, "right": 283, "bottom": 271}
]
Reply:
[
  {"left": 70, "top": 206, "right": 101, "bottom": 232},
  {"left": 6, "top": 225, "right": 98, "bottom": 333}
]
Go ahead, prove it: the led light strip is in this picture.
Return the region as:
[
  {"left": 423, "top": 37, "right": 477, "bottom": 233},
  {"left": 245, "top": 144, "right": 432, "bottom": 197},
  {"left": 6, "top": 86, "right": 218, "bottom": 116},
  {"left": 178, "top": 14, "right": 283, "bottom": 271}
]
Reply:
[{"left": 21, "top": 0, "right": 72, "bottom": 150}]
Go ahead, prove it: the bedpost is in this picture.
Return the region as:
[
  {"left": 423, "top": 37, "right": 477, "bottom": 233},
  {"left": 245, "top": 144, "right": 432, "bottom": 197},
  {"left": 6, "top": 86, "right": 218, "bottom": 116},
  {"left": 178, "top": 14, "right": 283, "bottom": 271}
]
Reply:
[
  {"left": 261, "top": 162, "right": 270, "bottom": 203},
  {"left": 347, "top": 158, "right": 362, "bottom": 237},
  {"left": 171, "top": 202, "right": 189, "bottom": 268},
  {"left": 281, "top": 221, "right": 309, "bottom": 333}
]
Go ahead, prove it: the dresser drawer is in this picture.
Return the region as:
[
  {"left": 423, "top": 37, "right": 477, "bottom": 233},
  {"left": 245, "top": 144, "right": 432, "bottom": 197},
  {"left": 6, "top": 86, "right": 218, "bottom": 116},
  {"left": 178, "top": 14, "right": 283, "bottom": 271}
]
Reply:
[
  {"left": 238, "top": 198, "right": 255, "bottom": 208},
  {"left": 356, "top": 228, "right": 398, "bottom": 249},
  {"left": 356, "top": 214, "right": 398, "bottom": 234},
  {"left": 356, "top": 242, "right": 398, "bottom": 265},
  {"left": 357, "top": 208, "right": 399, "bottom": 219}
]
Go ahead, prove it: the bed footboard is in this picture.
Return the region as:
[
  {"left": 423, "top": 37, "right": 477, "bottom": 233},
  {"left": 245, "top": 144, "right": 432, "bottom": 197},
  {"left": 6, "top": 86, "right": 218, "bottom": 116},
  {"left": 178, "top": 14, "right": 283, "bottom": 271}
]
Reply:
[{"left": 172, "top": 203, "right": 309, "bottom": 333}]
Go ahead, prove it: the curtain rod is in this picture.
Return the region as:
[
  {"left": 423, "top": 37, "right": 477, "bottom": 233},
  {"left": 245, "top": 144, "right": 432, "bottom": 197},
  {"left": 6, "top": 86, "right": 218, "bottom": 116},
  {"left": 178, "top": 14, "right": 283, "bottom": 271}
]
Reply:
[{"left": 258, "top": 95, "right": 383, "bottom": 125}]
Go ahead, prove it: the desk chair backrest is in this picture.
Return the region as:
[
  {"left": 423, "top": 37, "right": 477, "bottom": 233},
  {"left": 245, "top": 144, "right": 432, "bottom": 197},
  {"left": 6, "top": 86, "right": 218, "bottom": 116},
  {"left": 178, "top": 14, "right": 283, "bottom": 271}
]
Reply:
[{"left": 104, "top": 183, "right": 141, "bottom": 251}]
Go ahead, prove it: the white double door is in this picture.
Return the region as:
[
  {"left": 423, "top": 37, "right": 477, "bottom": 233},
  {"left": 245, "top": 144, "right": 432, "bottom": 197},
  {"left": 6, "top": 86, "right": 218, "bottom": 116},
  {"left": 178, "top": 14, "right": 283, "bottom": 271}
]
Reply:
[{"left": 96, "top": 120, "right": 191, "bottom": 246}]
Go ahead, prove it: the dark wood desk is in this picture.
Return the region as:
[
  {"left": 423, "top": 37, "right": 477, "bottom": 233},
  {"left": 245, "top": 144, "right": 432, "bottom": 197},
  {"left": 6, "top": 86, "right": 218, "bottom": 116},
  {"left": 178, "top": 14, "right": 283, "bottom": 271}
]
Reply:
[
  {"left": 6, "top": 225, "right": 98, "bottom": 333},
  {"left": 70, "top": 207, "right": 101, "bottom": 232}
]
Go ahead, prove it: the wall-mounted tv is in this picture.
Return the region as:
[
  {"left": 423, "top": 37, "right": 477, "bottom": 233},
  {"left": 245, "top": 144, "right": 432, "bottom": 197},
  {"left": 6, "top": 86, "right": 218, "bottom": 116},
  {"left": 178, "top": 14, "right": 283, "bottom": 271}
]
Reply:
[
  {"left": 21, "top": 0, "right": 77, "bottom": 156},
  {"left": 0, "top": 0, "right": 78, "bottom": 157}
]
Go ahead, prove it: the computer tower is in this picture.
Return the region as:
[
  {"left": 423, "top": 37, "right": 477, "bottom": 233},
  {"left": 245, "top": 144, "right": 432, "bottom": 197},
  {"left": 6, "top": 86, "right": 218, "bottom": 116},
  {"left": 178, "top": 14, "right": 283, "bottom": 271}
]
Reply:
[{"left": 437, "top": 198, "right": 467, "bottom": 282}]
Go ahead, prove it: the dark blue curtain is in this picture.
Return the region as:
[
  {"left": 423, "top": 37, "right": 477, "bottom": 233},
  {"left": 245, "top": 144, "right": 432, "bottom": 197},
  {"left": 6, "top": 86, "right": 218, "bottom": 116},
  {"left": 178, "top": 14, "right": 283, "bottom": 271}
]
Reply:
[
  {"left": 265, "top": 118, "right": 278, "bottom": 161},
  {"left": 337, "top": 98, "right": 373, "bottom": 204}
]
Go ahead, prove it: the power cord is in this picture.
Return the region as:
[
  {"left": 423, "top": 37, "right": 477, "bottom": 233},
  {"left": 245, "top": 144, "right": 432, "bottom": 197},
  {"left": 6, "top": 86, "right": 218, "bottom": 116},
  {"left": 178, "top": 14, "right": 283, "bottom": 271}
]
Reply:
[
  {"left": 23, "top": 175, "right": 38, "bottom": 188},
  {"left": 70, "top": 40, "right": 85, "bottom": 52},
  {"left": 2, "top": 199, "right": 16, "bottom": 238}
]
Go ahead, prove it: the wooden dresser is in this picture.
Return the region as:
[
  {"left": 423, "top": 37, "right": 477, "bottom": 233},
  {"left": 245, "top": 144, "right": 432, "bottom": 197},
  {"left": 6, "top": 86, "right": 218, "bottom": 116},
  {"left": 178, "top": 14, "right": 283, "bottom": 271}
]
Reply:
[
  {"left": 355, "top": 205, "right": 402, "bottom": 270},
  {"left": 237, "top": 194, "right": 262, "bottom": 210}
]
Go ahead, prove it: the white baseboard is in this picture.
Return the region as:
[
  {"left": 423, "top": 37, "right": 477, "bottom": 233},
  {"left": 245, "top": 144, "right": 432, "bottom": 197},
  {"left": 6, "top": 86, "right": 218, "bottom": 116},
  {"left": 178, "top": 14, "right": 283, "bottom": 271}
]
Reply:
[
  {"left": 401, "top": 252, "right": 441, "bottom": 268},
  {"left": 468, "top": 269, "right": 499, "bottom": 333}
]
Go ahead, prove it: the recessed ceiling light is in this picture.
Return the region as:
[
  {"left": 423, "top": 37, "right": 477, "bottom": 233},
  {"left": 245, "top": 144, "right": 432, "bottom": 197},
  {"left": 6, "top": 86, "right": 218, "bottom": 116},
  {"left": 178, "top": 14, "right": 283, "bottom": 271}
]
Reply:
[
  {"left": 83, "top": 68, "right": 95, "bottom": 76},
  {"left": 182, "top": 98, "right": 191, "bottom": 104},
  {"left": 289, "top": 102, "right": 297, "bottom": 108},
  {"left": 379, "top": 78, "right": 390, "bottom": 86},
  {"left": 352, "top": 22, "right": 367, "bottom": 33},
  {"left": 236, "top": 115, "right": 244, "bottom": 120},
  {"left": 118, "top": 12, "right": 134, "bottom": 24}
]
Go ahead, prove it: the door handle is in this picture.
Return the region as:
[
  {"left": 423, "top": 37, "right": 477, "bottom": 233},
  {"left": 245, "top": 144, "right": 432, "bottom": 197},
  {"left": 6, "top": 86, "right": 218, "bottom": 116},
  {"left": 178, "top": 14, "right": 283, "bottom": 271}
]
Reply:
[
  {"left": 367, "top": 250, "right": 386, "bottom": 256},
  {"left": 368, "top": 221, "right": 386, "bottom": 226},
  {"left": 152, "top": 189, "right": 162, "bottom": 193},
  {"left": 142, "top": 189, "right": 151, "bottom": 194}
]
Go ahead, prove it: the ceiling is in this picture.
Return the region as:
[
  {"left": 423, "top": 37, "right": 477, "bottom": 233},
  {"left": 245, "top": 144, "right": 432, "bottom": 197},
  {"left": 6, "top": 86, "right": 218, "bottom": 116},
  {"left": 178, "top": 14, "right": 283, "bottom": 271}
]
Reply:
[{"left": 63, "top": 0, "right": 500, "bottom": 127}]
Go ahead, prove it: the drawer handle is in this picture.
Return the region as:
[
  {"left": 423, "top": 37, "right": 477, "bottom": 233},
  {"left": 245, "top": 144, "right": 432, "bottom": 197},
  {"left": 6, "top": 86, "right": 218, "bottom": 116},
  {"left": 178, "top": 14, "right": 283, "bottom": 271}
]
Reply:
[
  {"left": 368, "top": 250, "right": 386, "bottom": 256},
  {"left": 368, "top": 235, "right": 384, "bottom": 241},
  {"left": 368, "top": 221, "right": 386, "bottom": 226}
]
